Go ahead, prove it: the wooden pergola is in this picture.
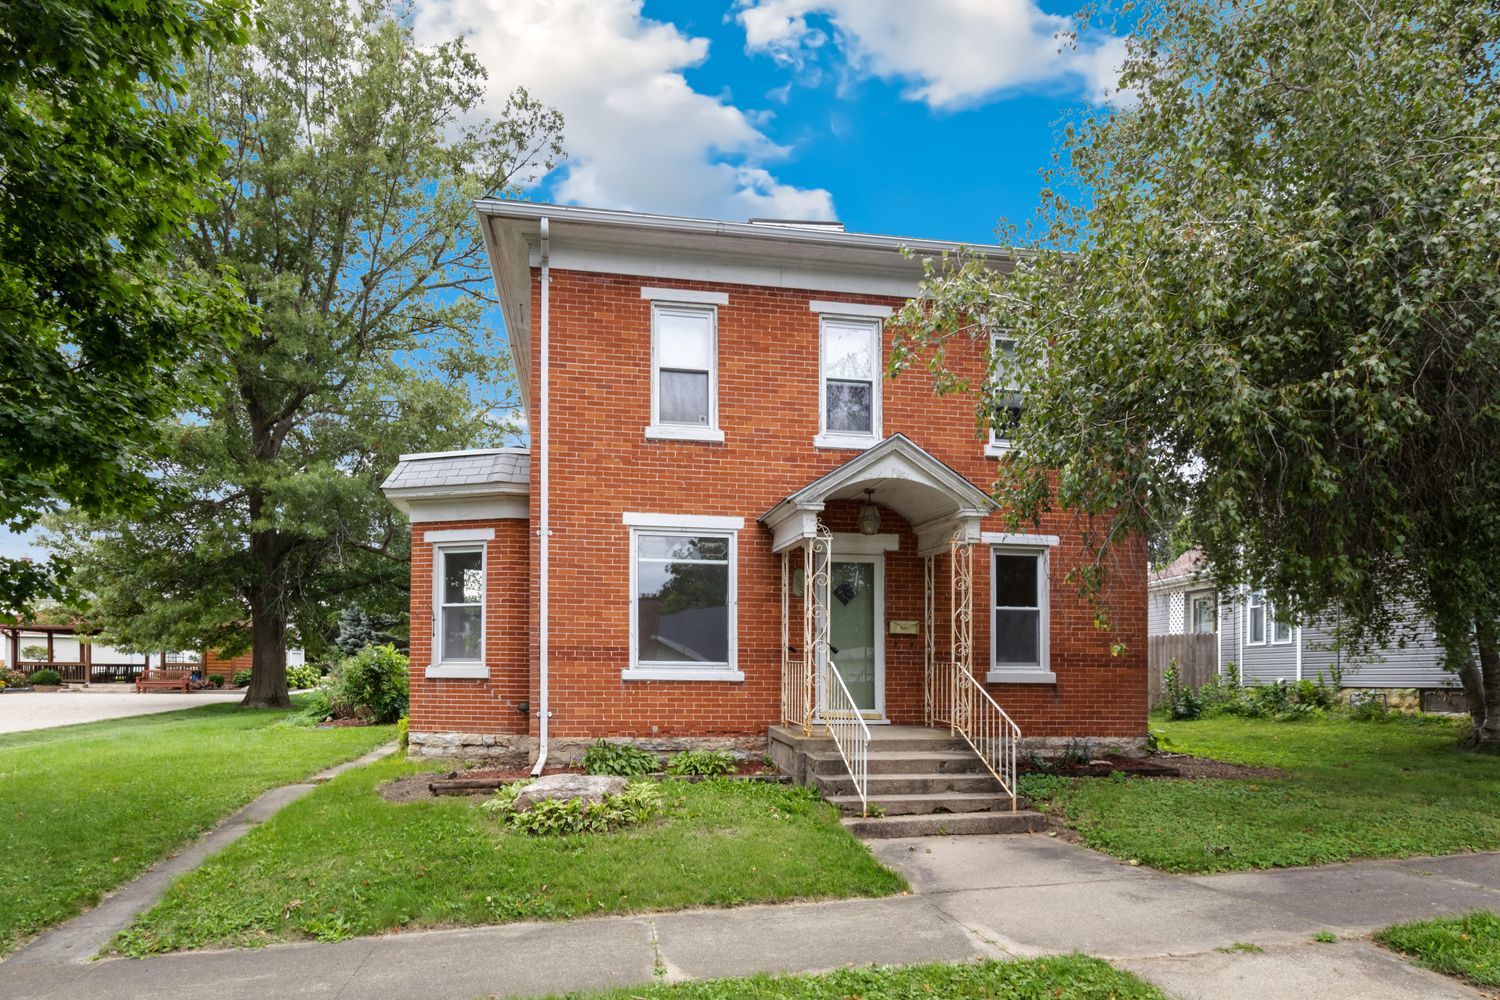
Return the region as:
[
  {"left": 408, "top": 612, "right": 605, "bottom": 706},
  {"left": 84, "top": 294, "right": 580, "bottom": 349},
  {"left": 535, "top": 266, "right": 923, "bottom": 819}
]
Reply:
[{"left": 1, "top": 623, "right": 183, "bottom": 685}]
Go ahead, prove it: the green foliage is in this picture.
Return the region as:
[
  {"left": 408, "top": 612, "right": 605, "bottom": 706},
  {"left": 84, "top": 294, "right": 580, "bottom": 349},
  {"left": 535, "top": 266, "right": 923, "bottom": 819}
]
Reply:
[
  {"left": 1377, "top": 911, "right": 1500, "bottom": 988},
  {"left": 1313, "top": 930, "right": 1338, "bottom": 944},
  {"left": 664, "top": 749, "right": 737, "bottom": 777},
  {"left": 889, "top": 0, "right": 1500, "bottom": 742},
  {"left": 206, "top": 675, "right": 225, "bottom": 689},
  {"left": 19, "top": 645, "right": 47, "bottom": 662},
  {"left": 4, "top": 669, "right": 27, "bottom": 687},
  {"left": 1348, "top": 696, "right": 1394, "bottom": 722},
  {"left": 26, "top": 669, "right": 61, "bottom": 686},
  {"left": 111, "top": 758, "right": 904, "bottom": 953},
  {"left": 230, "top": 670, "right": 252, "bottom": 688},
  {"left": 0, "top": 698, "right": 391, "bottom": 955},
  {"left": 286, "top": 690, "right": 334, "bottom": 728},
  {"left": 0, "top": 0, "right": 252, "bottom": 617},
  {"left": 481, "top": 781, "right": 666, "bottom": 837},
  {"left": 44, "top": 0, "right": 565, "bottom": 707},
  {"left": 334, "top": 607, "right": 402, "bottom": 656},
  {"left": 1163, "top": 663, "right": 1202, "bottom": 720},
  {"left": 327, "top": 645, "right": 408, "bottom": 724},
  {"left": 581, "top": 740, "right": 660, "bottom": 777},
  {"left": 285, "top": 664, "right": 322, "bottom": 689},
  {"left": 565, "top": 956, "right": 1167, "bottom": 1000},
  {"left": 396, "top": 717, "right": 409, "bottom": 749}
]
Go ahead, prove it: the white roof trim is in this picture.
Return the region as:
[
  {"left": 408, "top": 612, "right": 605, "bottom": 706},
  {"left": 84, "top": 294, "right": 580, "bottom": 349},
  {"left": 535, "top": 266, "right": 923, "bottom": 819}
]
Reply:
[
  {"left": 983, "top": 532, "right": 1060, "bottom": 548},
  {"left": 397, "top": 447, "right": 529, "bottom": 462}
]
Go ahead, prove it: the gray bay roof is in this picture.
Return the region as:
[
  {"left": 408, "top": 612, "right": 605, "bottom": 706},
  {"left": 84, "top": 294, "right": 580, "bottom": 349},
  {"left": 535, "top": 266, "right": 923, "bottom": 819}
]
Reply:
[{"left": 381, "top": 449, "right": 529, "bottom": 493}]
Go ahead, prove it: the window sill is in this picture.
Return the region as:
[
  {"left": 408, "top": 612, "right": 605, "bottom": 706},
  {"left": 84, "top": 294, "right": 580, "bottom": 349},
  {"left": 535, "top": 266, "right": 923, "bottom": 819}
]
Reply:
[
  {"left": 621, "top": 667, "right": 745, "bottom": 682},
  {"left": 813, "top": 433, "right": 878, "bottom": 451},
  {"left": 645, "top": 425, "right": 725, "bottom": 443},
  {"left": 986, "top": 668, "right": 1056, "bottom": 684},
  {"left": 425, "top": 664, "right": 488, "bottom": 679},
  {"left": 984, "top": 441, "right": 1014, "bottom": 458}
]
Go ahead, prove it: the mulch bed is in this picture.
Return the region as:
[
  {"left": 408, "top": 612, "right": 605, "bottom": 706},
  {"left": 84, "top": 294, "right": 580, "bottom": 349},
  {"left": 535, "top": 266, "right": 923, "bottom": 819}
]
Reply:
[
  {"left": 1022, "top": 752, "right": 1284, "bottom": 781},
  {"left": 317, "top": 718, "right": 375, "bottom": 728}
]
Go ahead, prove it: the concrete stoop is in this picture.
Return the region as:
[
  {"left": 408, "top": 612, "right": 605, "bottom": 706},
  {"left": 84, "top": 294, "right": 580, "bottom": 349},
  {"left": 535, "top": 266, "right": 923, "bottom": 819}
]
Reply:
[{"left": 769, "top": 724, "right": 1048, "bottom": 839}]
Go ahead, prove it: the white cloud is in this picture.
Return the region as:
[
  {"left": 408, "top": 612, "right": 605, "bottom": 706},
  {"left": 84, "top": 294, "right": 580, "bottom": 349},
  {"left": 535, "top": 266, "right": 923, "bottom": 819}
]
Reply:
[
  {"left": 413, "top": 0, "right": 835, "bottom": 220},
  {"left": 735, "top": 0, "right": 1128, "bottom": 109}
]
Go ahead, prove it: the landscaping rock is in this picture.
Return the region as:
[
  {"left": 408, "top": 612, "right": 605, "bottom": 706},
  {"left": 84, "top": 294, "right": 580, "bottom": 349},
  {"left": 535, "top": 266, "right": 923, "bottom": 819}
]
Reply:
[{"left": 514, "top": 774, "right": 626, "bottom": 811}]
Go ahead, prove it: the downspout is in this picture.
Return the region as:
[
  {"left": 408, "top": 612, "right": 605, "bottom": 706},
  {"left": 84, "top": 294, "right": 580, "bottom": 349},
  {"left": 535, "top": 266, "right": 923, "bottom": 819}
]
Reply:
[
  {"left": 531, "top": 217, "right": 552, "bottom": 778},
  {"left": 1237, "top": 585, "right": 1245, "bottom": 686},
  {"left": 1295, "top": 625, "right": 1303, "bottom": 681}
]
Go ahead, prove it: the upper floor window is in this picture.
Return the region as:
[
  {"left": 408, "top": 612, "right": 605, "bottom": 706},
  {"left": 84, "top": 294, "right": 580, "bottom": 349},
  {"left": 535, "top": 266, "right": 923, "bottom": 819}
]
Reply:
[
  {"left": 648, "top": 302, "right": 722, "bottom": 442},
  {"left": 1190, "top": 594, "right": 1216, "bottom": 634},
  {"left": 1247, "top": 589, "right": 1266, "bottom": 644},
  {"left": 817, "top": 315, "right": 882, "bottom": 447},
  {"left": 986, "top": 330, "right": 1023, "bottom": 455}
]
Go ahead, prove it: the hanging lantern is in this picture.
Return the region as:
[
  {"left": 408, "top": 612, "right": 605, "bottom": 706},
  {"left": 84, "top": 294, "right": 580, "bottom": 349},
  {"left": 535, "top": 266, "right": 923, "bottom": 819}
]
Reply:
[{"left": 857, "top": 488, "right": 881, "bottom": 535}]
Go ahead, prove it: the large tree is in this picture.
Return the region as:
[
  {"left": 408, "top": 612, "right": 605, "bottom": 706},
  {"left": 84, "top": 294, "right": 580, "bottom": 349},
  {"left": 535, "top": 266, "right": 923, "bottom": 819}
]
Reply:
[
  {"left": 0, "top": 0, "right": 249, "bottom": 617},
  {"left": 49, "top": 0, "right": 563, "bottom": 707},
  {"left": 890, "top": 0, "right": 1500, "bottom": 745}
]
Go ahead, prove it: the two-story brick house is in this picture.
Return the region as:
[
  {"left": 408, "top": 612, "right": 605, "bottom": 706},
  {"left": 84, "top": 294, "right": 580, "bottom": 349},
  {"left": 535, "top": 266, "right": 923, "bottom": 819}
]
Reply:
[{"left": 383, "top": 201, "right": 1147, "bottom": 798}]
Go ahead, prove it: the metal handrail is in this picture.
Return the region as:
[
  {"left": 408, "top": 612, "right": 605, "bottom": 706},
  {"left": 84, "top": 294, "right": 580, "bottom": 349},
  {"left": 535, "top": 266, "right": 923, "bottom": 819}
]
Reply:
[
  {"left": 820, "top": 657, "right": 871, "bottom": 816},
  {"left": 951, "top": 663, "right": 1020, "bottom": 811}
]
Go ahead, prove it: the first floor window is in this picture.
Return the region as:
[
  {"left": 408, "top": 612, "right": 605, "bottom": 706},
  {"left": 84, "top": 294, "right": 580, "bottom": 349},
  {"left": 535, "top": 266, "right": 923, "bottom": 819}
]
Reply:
[
  {"left": 634, "top": 531, "right": 734, "bottom": 668},
  {"left": 820, "top": 316, "right": 881, "bottom": 438},
  {"left": 1247, "top": 590, "right": 1266, "bottom": 644},
  {"left": 1191, "top": 594, "right": 1216, "bottom": 634},
  {"left": 437, "top": 546, "right": 484, "bottom": 662},
  {"left": 992, "top": 548, "right": 1047, "bottom": 668},
  {"left": 1271, "top": 607, "right": 1292, "bottom": 644}
]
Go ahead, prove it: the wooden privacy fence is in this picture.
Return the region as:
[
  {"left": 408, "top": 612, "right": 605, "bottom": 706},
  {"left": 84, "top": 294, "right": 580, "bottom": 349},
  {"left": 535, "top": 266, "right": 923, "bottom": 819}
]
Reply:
[{"left": 1147, "top": 633, "right": 1219, "bottom": 708}]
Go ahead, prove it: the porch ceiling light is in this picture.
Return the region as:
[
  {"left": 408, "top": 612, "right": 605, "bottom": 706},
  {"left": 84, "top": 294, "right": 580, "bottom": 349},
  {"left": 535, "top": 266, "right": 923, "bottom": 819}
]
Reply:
[{"left": 857, "top": 488, "right": 880, "bottom": 536}]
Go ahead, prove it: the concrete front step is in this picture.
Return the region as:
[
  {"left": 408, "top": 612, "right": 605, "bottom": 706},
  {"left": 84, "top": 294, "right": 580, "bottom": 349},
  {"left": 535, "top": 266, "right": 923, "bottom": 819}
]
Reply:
[
  {"left": 814, "top": 771, "right": 1004, "bottom": 797},
  {"left": 804, "top": 749, "right": 990, "bottom": 777},
  {"left": 842, "top": 809, "right": 1048, "bottom": 838},
  {"left": 827, "top": 791, "right": 1024, "bottom": 816}
]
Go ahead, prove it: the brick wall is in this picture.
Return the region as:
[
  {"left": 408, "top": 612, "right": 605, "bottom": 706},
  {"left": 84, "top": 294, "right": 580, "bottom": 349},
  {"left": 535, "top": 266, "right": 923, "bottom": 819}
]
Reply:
[
  {"left": 499, "top": 269, "right": 1148, "bottom": 742},
  {"left": 408, "top": 518, "right": 531, "bottom": 736}
]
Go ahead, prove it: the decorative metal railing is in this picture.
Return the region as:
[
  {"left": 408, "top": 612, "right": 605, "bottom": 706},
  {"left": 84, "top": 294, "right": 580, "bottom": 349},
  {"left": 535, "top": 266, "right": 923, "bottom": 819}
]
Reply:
[
  {"left": 781, "top": 525, "right": 832, "bottom": 734},
  {"left": 820, "top": 656, "right": 871, "bottom": 816},
  {"left": 951, "top": 664, "right": 1021, "bottom": 811}
]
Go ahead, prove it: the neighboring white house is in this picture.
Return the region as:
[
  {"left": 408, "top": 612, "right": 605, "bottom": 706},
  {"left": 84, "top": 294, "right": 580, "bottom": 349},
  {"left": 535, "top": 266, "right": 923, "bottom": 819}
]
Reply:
[{"left": 1149, "top": 548, "right": 1464, "bottom": 710}]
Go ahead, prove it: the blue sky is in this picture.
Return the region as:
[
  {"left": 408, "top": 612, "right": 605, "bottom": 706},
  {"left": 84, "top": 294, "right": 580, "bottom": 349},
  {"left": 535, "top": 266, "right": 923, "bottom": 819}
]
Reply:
[{"left": 3, "top": 1, "right": 1125, "bottom": 563}]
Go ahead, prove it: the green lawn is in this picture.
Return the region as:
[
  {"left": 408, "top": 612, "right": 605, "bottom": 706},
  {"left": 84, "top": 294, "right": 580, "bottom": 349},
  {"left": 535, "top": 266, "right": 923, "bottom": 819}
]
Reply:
[
  {"left": 112, "top": 756, "right": 907, "bottom": 955},
  {"left": 0, "top": 699, "right": 393, "bottom": 955},
  {"left": 1020, "top": 714, "right": 1500, "bottom": 873},
  {"left": 552, "top": 956, "right": 1166, "bottom": 1000},
  {"left": 1376, "top": 911, "right": 1500, "bottom": 989}
]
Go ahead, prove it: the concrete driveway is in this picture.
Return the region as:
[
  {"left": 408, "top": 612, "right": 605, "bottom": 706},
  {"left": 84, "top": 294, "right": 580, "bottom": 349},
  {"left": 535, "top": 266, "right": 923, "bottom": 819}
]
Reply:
[{"left": 0, "top": 689, "right": 247, "bottom": 734}]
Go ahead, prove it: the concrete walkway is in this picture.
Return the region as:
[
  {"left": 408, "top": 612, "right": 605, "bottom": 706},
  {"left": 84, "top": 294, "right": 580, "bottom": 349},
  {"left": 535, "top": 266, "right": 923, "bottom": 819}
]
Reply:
[
  {"left": 2, "top": 831, "right": 1494, "bottom": 999},
  {"left": 0, "top": 690, "right": 247, "bottom": 734}
]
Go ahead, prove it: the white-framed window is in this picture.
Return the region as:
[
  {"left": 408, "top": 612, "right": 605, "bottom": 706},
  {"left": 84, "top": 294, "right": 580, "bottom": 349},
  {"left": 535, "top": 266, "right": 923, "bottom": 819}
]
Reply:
[
  {"left": 647, "top": 302, "right": 722, "bottom": 442},
  {"left": 988, "top": 545, "right": 1054, "bottom": 683},
  {"left": 432, "top": 544, "right": 485, "bottom": 676},
  {"left": 1191, "top": 594, "right": 1216, "bottom": 634},
  {"left": 815, "top": 315, "right": 882, "bottom": 448},
  {"left": 624, "top": 513, "right": 742, "bottom": 681},
  {"left": 1271, "top": 604, "right": 1292, "bottom": 644},
  {"left": 985, "top": 330, "right": 1023, "bottom": 456},
  {"left": 1247, "top": 589, "right": 1266, "bottom": 645}
]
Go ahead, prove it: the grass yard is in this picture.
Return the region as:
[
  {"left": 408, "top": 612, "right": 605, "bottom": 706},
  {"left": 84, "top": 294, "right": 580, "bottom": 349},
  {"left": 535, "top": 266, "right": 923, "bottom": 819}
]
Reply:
[
  {"left": 0, "top": 699, "right": 393, "bottom": 955},
  {"left": 112, "top": 755, "right": 907, "bottom": 955},
  {"left": 551, "top": 956, "right": 1166, "bottom": 1000},
  {"left": 1020, "top": 713, "right": 1500, "bottom": 873},
  {"left": 1376, "top": 911, "right": 1500, "bottom": 989}
]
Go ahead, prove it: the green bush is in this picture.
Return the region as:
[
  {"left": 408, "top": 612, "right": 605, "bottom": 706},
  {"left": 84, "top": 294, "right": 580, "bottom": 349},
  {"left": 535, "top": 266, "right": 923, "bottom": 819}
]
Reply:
[
  {"left": 287, "top": 690, "right": 335, "bottom": 727},
  {"left": 1348, "top": 695, "right": 1393, "bottom": 722},
  {"left": 665, "top": 748, "right": 737, "bottom": 776},
  {"left": 205, "top": 674, "right": 225, "bottom": 689},
  {"left": 580, "top": 739, "right": 659, "bottom": 777},
  {"left": 328, "top": 644, "right": 408, "bottom": 724},
  {"left": 5, "top": 668, "right": 28, "bottom": 687},
  {"left": 481, "top": 780, "right": 664, "bottom": 835},
  {"left": 396, "top": 717, "right": 409, "bottom": 749},
  {"left": 285, "top": 663, "right": 321, "bottom": 689},
  {"left": 231, "top": 669, "right": 253, "bottom": 687},
  {"left": 20, "top": 644, "right": 47, "bottom": 661},
  {"left": 1163, "top": 663, "right": 1203, "bottom": 720},
  {"left": 27, "top": 669, "right": 61, "bottom": 686}
]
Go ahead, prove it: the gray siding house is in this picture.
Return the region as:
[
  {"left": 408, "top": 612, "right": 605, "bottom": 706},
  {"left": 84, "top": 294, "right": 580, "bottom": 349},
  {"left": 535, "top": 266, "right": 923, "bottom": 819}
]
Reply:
[{"left": 1150, "top": 549, "right": 1462, "bottom": 707}]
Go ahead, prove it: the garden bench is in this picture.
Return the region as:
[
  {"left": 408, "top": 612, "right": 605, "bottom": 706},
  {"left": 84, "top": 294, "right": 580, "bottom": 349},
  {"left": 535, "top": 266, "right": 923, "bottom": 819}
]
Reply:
[{"left": 135, "top": 670, "right": 192, "bottom": 693}]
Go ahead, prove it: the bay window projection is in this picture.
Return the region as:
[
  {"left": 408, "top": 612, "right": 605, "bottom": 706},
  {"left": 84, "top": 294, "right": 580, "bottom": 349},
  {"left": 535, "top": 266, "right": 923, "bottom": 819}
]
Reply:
[{"left": 437, "top": 547, "right": 484, "bottom": 664}]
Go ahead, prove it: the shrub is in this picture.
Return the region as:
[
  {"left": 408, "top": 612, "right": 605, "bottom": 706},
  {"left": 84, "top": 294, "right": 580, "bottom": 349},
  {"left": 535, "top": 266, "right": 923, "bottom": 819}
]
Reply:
[
  {"left": 206, "top": 674, "right": 225, "bottom": 689},
  {"left": 665, "top": 748, "right": 737, "bottom": 776},
  {"left": 481, "top": 780, "right": 664, "bottom": 835},
  {"left": 327, "top": 644, "right": 408, "bottom": 724},
  {"left": 285, "top": 663, "right": 321, "bottom": 689},
  {"left": 1163, "top": 663, "right": 1203, "bottom": 720},
  {"left": 27, "top": 669, "right": 61, "bottom": 686},
  {"left": 580, "top": 739, "right": 659, "bottom": 777},
  {"left": 287, "top": 690, "right": 335, "bottom": 727},
  {"left": 20, "top": 644, "right": 48, "bottom": 661},
  {"left": 1348, "top": 695, "right": 1393, "bottom": 722},
  {"left": 5, "top": 669, "right": 28, "bottom": 687},
  {"left": 231, "top": 669, "right": 253, "bottom": 687},
  {"left": 397, "top": 716, "right": 409, "bottom": 749}
]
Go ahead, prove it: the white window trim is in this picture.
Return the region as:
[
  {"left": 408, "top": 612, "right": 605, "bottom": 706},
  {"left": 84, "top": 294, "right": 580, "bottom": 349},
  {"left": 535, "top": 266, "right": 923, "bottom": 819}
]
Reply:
[
  {"left": 816, "top": 314, "right": 882, "bottom": 448},
  {"left": 808, "top": 300, "right": 893, "bottom": 318},
  {"left": 1270, "top": 602, "right": 1294, "bottom": 645},
  {"left": 985, "top": 330, "right": 1021, "bottom": 457},
  {"left": 429, "top": 543, "right": 486, "bottom": 678},
  {"left": 647, "top": 301, "right": 722, "bottom": 442},
  {"left": 987, "top": 544, "right": 1054, "bottom": 684},
  {"left": 641, "top": 286, "right": 729, "bottom": 305},
  {"left": 626, "top": 517, "right": 742, "bottom": 682},
  {"left": 1247, "top": 590, "right": 1267, "bottom": 646}
]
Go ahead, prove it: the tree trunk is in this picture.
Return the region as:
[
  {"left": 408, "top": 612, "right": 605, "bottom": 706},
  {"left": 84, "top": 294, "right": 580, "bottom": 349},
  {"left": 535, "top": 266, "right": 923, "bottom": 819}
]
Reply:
[
  {"left": 1471, "top": 619, "right": 1500, "bottom": 752},
  {"left": 241, "top": 520, "right": 291, "bottom": 709}
]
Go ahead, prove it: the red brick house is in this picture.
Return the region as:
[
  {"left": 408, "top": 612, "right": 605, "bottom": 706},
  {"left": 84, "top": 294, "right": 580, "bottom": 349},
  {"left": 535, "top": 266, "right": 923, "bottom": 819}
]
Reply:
[{"left": 383, "top": 201, "right": 1146, "bottom": 812}]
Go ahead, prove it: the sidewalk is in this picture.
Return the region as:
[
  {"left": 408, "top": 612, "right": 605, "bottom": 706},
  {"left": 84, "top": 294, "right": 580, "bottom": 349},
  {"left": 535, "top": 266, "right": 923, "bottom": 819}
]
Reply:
[
  {"left": 2, "top": 833, "right": 1494, "bottom": 999},
  {"left": 0, "top": 690, "right": 247, "bottom": 734}
]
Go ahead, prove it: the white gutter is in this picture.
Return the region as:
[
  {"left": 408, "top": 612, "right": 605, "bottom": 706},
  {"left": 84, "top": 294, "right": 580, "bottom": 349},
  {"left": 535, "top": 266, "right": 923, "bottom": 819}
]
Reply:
[{"left": 531, "top": 217, "right": 552, "bottom": 778}]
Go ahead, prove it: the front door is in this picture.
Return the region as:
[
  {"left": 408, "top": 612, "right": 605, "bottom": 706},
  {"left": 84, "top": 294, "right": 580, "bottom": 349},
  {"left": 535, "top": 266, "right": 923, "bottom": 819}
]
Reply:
[{"left": 825, "top": 555, "right": 884, "bottom": 719}]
